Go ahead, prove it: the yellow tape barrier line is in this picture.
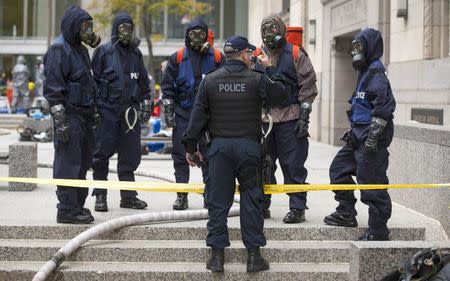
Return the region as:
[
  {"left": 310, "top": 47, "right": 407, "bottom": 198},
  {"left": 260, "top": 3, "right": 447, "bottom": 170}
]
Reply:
[{"left": 0, "top": 177, "right": 448, "bottom": 194}]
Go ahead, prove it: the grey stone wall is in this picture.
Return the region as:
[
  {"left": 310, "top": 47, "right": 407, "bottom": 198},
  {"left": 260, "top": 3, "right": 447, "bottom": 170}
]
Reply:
[
  {"left": 8, "top": 143, "right": 37, "bottom": 191},
  {"left": 388, "top": 122, "right": 450, "bottom": 235}
]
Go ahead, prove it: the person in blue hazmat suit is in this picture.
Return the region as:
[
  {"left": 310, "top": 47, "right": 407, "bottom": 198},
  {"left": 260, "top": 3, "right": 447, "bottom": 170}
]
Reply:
[
  {"left": 90, "top": 12, "right": 152, "bottom": 212},
  {"left": 43, "top": 5, "right": 102, "bottom": 224},
  {"left": 256, "top": 15, "right": 318, "bottom": 223},
  {"left": 182, "top": 35, "right": 290, "bottom": 273},
  {"left": 323, "top": 28, "right": 396, "bottom": 241},
  {"left": 161, "top": 18, "right": 224, "bottom": 210}
]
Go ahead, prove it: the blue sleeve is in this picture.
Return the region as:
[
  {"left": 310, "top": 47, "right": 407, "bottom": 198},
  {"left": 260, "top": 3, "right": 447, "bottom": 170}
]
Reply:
[
  {"left": 161, "top": 52, "right": 178, "bottom": 100},
  {"left": 43, "top": 45, "right": 70, "bottom": 107},
  {"left": 182, "top": 79, "right": 209, "bottom": 153},
  {"left": 366, "top": 70, "right": 396, "bottom": 120}
]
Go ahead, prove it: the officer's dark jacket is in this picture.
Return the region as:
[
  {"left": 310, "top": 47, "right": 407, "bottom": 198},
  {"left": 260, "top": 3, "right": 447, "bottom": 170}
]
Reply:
[
  {"left": 350, "top": 28, "right": 396, "bottom": 145},
  {"left": 43, "top": 5, "right": 96, "bottom": 116},
  {"left": 182, "top": 60, "right": 288, "bottom": 153},
  {"left": 91, "top": 12, "right": 150, "bottom": 112},
  {"left": 161, "top": 18, "right": 225, "bottom": 119}
]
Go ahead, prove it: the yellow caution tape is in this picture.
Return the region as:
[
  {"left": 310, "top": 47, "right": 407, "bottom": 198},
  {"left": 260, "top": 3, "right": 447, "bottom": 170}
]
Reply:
[{"left": 0, "top": 177, "right": 448, "bottom": 194}]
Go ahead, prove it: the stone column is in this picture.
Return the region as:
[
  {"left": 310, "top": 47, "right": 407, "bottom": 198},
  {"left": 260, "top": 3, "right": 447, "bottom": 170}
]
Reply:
[{"left": 8, "top": 143, "right": 37, "bottom": 191}]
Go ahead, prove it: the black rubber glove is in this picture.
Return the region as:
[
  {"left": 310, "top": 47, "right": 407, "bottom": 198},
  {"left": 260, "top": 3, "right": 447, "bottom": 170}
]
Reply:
[
  {"left": 140, "top": 99, "right": 152, "bottom": 125},
  {"left": 294, "top": 102, "right": 312, "bottom": 138},
  {"left": 162, "top": 99, "right": 175, "bottom": 128},
  {"left": 91, "top": 107, "right": 102, "bottom": 131},
  {"left": 51, "top": 104, "right": 69, "bottom": 143},
  {"left": 364, "top": 117, "right": 387, "bottom": 153}
]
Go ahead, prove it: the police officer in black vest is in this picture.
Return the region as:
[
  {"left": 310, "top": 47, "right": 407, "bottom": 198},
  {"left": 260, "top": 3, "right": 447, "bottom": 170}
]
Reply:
[
  {"left": 323, "top": 28, "right": 396, "bottom": 241},
  {"left": 43, "top": 5, "right": 101, "bottom": 224},
  {"left": 182, "top": 36, "right": 289, "bottom": 273}
]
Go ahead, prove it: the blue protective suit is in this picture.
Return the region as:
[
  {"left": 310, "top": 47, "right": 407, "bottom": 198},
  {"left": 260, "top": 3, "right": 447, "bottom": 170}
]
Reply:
[{"left": 91, "top": 12, "right": 151, "bottom": 199}]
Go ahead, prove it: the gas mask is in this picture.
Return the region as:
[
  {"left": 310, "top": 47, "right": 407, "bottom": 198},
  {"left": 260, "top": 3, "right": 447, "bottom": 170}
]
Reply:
[
  {"left": 261, "top": 22, "right": 285, "bottom": 49},
  {"left": 188, "top": 29, "right": 209, "bottom": 53},
  {"left": 118, "top": 23, "right": 134, "bottom": 45},
  {"left": 351, "top": 39, "right": 367, "bottom": 70},
  {"left": 80, "top": 20, "right": 101, "bottom": 48}
]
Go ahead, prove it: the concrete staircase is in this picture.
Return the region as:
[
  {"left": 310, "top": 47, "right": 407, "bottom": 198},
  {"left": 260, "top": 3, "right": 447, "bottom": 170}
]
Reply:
[{"left": 0, "top": 223, "right": 434, "bottom": 281}]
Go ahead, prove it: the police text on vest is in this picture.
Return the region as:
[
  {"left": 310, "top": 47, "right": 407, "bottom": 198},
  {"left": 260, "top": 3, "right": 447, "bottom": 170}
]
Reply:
[{"left": 218, "top": 83, "right": 246, "bottom": 93}]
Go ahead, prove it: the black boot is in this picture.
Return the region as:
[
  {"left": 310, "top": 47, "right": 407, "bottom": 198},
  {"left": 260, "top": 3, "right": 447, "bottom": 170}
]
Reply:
[
  {"left": 120, "top": 197, "right": 148, "bottom": 209},
  {"left": 95, "top": 194, "right": 108, "bottom": 212},
  {"left": 283, "top": 208, "right": 305, "bottom": 223},
  {"left": 324, "top": 212, "right": 357, "bottom": 227},
  {"left": 357, "top": 232, "right": 390, "bottom": 241},
  {"left": 173, "top": 193, "right": 188, "bottom": 210},
  {"left": 247, "top": 248, "right": 269, "bottom": 272},
  {"left": 82, "top": 207, "right": 94, "bottom": 222},
  {"left": 57, "top": 211, "right": 93, "bottom": 224},
  {"left": 206, "top": 248, "right": 224, "bottom": 272}
]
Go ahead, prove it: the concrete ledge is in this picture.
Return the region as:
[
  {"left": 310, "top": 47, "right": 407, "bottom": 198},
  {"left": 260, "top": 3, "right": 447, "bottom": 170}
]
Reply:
[
  {"left": 388, "top": 122, "right": 450, "bottom": 236},
  {"left": 8, "top": 143, "right": 37, "bottom": 191},
  {"left": 349, "top": 241, "right": 450, "bottom": 281},
  {"left": 393, "top": 121, "right": 450, "bottom": 146}
]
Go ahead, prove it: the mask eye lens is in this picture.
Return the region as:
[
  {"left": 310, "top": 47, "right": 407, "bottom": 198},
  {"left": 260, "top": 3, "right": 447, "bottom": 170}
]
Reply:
[
  {"left": 81, "top": 21, "right": 93, "bottom": 32},
  {"left": 352, "top": 41, "right": 363, "bottom": 52}
]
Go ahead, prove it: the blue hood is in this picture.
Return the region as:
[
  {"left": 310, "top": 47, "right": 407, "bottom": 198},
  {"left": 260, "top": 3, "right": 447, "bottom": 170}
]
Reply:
[
  {"left": 61, "top": 5, "right": 92, "bottom": 46},
  {"left": 184, "top": 17, "right": 208, "bottom": 48},
  {"left": 354, "top": 28, "right": 383, "bottom": 63},
  {"left": 111, "top": 12, "right": 134, "bottom": 45}
]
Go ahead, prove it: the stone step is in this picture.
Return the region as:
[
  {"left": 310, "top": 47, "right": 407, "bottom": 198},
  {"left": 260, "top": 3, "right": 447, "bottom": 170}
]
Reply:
[
  {"left": 0, "top": 225, "right": 426, "bottom": 241},
  {"left": 0, "top": 239, "right": 351, "bottom": 263},
  {"left": 0, "top": 261, "right": 350, "bottom": 281}
]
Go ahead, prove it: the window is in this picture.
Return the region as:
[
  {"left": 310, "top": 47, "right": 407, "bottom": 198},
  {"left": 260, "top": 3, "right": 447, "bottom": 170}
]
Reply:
[
  {"left": 0, "top": 0, "right": 24, "bottom": 37},
  {"left": 27, "top": 0, "right": 50, "bottom": 38}
]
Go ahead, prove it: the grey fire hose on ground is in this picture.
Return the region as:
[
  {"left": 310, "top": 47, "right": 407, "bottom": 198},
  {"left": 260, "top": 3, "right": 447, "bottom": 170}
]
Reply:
[
  {"left": 32, "top": 207, "right": 240, "bottom": 281},
  {"left": 30, "top": 162, "right": 241, "bottom": 281}
]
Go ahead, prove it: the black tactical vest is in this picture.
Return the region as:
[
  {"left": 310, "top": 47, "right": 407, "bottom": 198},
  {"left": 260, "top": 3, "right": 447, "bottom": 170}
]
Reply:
[{"left": 205, "top": 66, "right": 262, "bottom": 139}]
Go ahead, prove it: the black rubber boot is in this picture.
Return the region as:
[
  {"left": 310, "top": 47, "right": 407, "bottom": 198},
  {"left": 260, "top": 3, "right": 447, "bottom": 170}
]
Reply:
[
  {"left": 173, "top": 193, "right": 188, "bottom": 210},
  {"left": 247, "top": 248, "right": 269, "bottom": 272},
  {"left": 57, "top": 211, "right": 93, "bottom": 224},
  {"left": 282, "top": 208, "right": 305, "bottom": 223},
  {"left": 206, "top": 248, "right": 224, "bottom": 272},
  {"left": 357, "top": 233, "right": 390, "bottom": 241},
  {"left": 120, "top": 197, "right": 148, "bottom": 209},
  {"left": 82, "top": 207, "right": 94, "bottom": 222},
  {"left": 95, "top": 194, "right": 108, "bottom": 212},
  {"left": 323, "top": 212, "right": 358, "bottom": 227}
]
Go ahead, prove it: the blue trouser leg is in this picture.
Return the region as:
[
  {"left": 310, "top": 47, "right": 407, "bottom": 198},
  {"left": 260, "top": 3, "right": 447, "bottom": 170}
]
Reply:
[
  {"left": 329, "top": 143, "right": 358, "bottom": 216},
  {"left": 172, "top": 115, "right": 190, "bottom": 183},
  {"left": 206, "top": 138, "right": 266, "bottom": 249},
  {"left": 266, "top": 120, "right": 309, "bottom": 210},
  {"left": 206, "top": 139, "right": 235, "bottom": 249},
  {"left": 117, "top": 109, "right": 141, "bottom": 199},
  {"left": 330, "top": 142, "right": 392, "bottom": 236},
  {"left": 54, "top": 114, "right": 93, "bottom": 215},
  {"left": 92, "top": 107, "right": 119, "bottom": 196},
  {"left": 355, "top": 145, "right": 392, "bottom": 236},
  {"left": 172, "top": 114, "right": 209, "bottom": 186}
]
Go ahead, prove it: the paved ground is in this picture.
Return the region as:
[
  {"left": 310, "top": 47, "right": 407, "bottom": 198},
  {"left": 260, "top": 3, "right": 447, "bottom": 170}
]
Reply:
[{"left": 0, "top": 129, "right": 447, "bottom": 240}]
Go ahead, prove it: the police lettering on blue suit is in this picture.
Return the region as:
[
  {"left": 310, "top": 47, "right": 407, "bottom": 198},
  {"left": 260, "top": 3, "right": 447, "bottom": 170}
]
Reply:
[
  {"left": 43, "top": 5, "right": 101, "bottom": 224},
  {"left": 256, "top": 15, "right": 319, "bottom": 223},
  {"left": 161, "top": 18, "right": 225, "bottom": 210},
  {"left": 182, "top": 35, "right": 289, "bottom": 273},
  {"left": 324, "top": 28, "right": 396, "bottom": 241},
  {"left": 90, "top": 12, "right": 151, "bottom": 212}
]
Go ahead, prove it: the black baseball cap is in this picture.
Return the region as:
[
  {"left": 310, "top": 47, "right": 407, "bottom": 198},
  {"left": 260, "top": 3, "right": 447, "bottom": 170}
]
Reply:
[{"left": 223, "top": 35, "right": 256, "bottom": 53}]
